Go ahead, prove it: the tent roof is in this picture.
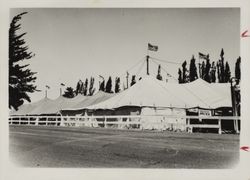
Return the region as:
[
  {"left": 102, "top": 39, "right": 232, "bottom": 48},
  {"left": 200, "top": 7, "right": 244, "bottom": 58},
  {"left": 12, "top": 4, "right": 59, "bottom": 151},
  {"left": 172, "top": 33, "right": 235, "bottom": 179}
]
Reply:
[
  {"left": 85, "top": 76, "right": 231, "bottom": 110},
  {"left": 10, "top": 97, "right": 53, "bottom": 116},
  {"left": 63, "top": 91, "right": 115, "bottom": 110}
]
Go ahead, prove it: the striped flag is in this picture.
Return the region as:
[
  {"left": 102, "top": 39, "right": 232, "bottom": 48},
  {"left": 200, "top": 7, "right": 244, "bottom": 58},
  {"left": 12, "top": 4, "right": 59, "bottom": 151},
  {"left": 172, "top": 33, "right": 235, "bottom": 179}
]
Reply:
[
  {"left": 46, "top": 85, "right": 50, "bottom": 89},
  {"left": 199, "top": 52, "right": 208, "bottom": 60},
  {"left": 148, "top": 43, "right": 158, "bottom": 51}
]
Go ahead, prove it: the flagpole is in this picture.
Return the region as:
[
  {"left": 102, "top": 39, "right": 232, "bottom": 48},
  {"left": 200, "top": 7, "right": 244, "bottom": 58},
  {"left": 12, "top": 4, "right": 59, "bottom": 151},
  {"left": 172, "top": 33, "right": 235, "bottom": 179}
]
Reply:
[{"left": 146, "top": 43, "right": 149, "bottom": 75}]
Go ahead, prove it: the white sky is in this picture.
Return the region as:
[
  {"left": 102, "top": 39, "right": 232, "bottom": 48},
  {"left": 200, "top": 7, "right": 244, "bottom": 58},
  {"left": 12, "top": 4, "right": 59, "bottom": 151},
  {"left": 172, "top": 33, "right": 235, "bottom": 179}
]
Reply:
[{"left": 10, "top": 8, "right": 240, "bottom": 103}]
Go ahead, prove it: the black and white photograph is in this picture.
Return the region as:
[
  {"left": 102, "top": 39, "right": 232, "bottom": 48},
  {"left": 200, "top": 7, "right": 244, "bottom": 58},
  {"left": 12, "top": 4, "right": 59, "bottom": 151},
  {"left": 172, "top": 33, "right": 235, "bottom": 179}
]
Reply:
[{"left": 1, "top": 2, "right": 250, "bottom": 179}]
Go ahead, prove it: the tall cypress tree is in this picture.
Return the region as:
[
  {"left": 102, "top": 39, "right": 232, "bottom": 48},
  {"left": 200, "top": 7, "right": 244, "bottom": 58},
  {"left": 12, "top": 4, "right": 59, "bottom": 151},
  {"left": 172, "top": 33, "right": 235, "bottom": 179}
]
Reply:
[
  {"left": 216, "top": 60, "right": 221, "bottom": 83},
  {"left": 182, "top": 61, "right": 188, "bottom": 83},
  {"left": 200, "top": 61, "right": 206, "bottom": 80},
  {"left": 189, "top": 55, "right": 198, "bottom": 82},
  {"left": 99, "top": 80, "right": 105, "bottom": 91},
  {"left": 224, "top": 62, "right": 231, "bottom": 83},
  {"left": 9, "top": 12, "right": 38, "bottom": 110},
  {"left": 210, "top": 61, "right": 216, "bottom": 83},
  {"left": 105, "top": 76, "right": 112, "bottom": 93},
  {"left": 88, "top": 77, "right": 95, "bottom": 96},
  {"left": 83, "top": 78, "right": 88, "bottom": 95},
  {"left": 204, "top": 56, "right": 211, "bottom": 83},
  {"left": 115, "top": 77, "right": 121, "bottom": 93},
  {"left": 178, "top": 68, "right": 182, "bottom": 84},
  {"left": 220, "top": 48, "right": 225, "bottom": 82},
  {"left": 235, "top": 56, "right": 241, "bottom": 81}
]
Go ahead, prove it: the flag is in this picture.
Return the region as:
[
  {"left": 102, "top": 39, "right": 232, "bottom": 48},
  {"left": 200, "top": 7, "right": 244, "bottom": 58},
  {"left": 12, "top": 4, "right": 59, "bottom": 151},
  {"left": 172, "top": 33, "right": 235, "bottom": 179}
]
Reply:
[
  {"left": 46, "top": 85, "right": 50, "bottom": 89},
  {"left": 60, "top": 83, "right": 65, "bottom": 86},
  {"left": 148, "top": 43, "right": 158, "bottom": 51},
  {"left": 199, "top": 52, "right": 208, "bottom": 59}
]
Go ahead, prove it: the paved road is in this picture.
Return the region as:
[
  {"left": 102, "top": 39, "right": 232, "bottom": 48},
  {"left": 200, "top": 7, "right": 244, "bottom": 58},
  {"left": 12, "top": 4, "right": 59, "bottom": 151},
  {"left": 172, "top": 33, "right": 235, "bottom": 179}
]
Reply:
[{"left": 9, "top": 125, "right": 239, "bottom": 168}]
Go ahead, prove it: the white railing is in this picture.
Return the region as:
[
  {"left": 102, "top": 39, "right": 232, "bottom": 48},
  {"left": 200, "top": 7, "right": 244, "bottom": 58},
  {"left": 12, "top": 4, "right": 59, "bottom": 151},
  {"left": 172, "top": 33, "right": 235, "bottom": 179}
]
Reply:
[{"left": 8, "top": 115, "right": 241, "bottom": 134}]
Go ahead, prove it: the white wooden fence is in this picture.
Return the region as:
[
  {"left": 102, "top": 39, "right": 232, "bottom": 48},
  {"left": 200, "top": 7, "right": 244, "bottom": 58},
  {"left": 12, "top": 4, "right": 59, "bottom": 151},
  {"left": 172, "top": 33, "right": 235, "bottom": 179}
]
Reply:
[{"left": 8, "top": 115, "right": 240, "bottom": 134}]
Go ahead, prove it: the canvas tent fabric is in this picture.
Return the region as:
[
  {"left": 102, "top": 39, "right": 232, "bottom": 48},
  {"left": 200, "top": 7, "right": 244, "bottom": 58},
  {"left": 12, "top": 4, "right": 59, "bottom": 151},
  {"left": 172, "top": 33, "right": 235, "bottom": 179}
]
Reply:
[
  {"left": 182, "top": 79, "right": 232, "bottom": 108},
  {"left": 64, "top": 91, "right": 115, "bottom": 110},
  {"left": 28, "top": 94, "right": 87, "bottom": 115},
  {"left": 85, "top": 76, "right": 210, "bottom": 110},
  {"left": 84, "top": 76, "right": 231, "bottom": 110},
  {"left": 10, "top": 97, "right": 53, "bottom": 116},
  {"left": 15, "top": 92, "right": 113, "bottom": 115}
]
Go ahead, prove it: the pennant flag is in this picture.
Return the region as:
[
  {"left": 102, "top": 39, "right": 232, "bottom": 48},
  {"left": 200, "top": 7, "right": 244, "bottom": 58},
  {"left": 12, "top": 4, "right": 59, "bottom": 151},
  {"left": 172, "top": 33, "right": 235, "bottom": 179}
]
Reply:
[
  {"left": 199, "top": 52, "right": 208, "bottom": 59},
  {"left": 60, "top": 83, "right": 65, "bottom": 86},
  {"left": 148, "top": 43, "right": 158, "bottom": 51},
  {"left": 46, "top": 85, "right": 50, "bottom": 89}
]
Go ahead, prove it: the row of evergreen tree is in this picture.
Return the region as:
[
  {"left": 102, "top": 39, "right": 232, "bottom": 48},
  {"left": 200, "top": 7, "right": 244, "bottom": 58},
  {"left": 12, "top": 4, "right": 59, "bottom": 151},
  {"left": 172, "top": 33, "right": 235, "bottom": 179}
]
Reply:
[
  {"left": 63, "top": 75, "right": 138, "bottom": 98},
  {"left": 178, "top": 49, "right": 241, "bottom": 84}
]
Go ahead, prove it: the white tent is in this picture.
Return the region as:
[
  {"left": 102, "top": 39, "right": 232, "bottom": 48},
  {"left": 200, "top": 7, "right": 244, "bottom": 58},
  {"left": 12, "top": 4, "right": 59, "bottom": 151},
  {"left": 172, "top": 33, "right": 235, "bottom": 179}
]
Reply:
[
  {"left": 10, "top": 97, "right": 53, "bottom": 116},
  {"left": 85, "top": 76, "right": 230, "bottom": 110},
  {"left": 28, "top": 94, "right": 87, "bottom": 115},
  {"left": 64, "top": 91, "right": 115, "bottom": 110}
]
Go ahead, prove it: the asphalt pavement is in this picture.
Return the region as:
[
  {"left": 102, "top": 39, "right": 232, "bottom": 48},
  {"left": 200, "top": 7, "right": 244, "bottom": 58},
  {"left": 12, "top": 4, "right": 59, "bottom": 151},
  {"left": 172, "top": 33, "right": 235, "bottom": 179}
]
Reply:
[{"left": 9, "top": 125, "right": 239, "bottom": 168}]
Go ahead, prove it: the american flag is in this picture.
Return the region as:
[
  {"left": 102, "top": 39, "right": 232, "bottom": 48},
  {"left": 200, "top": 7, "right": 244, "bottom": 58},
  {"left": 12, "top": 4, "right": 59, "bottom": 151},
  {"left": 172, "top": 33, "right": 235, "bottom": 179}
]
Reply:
[{"left": 148, "top": 43, "right": 158, "bottom": 51}]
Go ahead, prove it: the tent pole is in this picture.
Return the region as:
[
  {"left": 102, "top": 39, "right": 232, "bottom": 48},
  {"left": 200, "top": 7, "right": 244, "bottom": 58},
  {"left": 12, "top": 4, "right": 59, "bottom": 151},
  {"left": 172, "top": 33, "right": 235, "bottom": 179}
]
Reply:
[{"left": 146, "top": 55, "right": 150, "bottom": 75}]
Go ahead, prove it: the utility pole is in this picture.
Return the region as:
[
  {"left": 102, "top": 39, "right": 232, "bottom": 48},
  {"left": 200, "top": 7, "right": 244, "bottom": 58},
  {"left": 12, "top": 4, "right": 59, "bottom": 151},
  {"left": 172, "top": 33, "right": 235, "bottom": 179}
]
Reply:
[
  {"left": 146, "top": 55, "right": 150, "bottom": 75},
  {"left": 230, "top": 77, "right": 239, "bottom": 133}
]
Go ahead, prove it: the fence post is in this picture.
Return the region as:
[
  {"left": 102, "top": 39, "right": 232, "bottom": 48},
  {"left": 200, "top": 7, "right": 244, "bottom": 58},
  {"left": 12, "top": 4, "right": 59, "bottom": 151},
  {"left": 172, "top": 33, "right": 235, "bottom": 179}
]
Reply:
[
  {"left": 218, "top": 119, "right": 222, "bottom": 135},
  {"left": 186, "top": 118, "right": 191, "bottom": 133},
  {"left": 35, "top": 117, "right": 39, "bottom": 126},
  {"left": 235, "top": 118, "right": 239, "bottom": 134},
  {"left": 10, "top": 118, "right": 12, "bottom": 125},
  {"left": 104, "top": 116, "right": 107, "bottom": 128},
  {"left": 19, "top": 117, "right": 21, "bottom": 125},
  {"left": 27, "top": 117, "right": 30, "bottom": 125},
  {"left": 46, "top": 117, "right": 48, "bottom": 126}
]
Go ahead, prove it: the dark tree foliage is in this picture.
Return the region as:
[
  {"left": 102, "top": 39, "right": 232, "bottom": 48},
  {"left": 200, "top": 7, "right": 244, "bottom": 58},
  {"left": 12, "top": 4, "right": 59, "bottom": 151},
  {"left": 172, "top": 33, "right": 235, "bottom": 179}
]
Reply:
[
  {"left": 216, "top": 61, "right": 221, "bottom": 82},
  {"left": 83, "top": 78, "right": 88, "bottom": 95},
  {"left": 235, "top": 56, "right": 241, "bottom": 81},
  {"left": 105, "top": 76, "right": 113, "bottom": 93},
  {"left": 189, "top": 55, "right": 198, "bottom": 82},
  {"left": 204, "top": 57, "right": 211, "bottom": 83},
  {"left": 99, "top": 80, "right": 105, "bottom": 91},
  {"left": 88, "top": 77, "right": 95, "bottom": 96},
  {"left": 9, "top": 12, "right": 38, "bottom": 110},
  {"left": 182, "top": 61, "right": 188, "bottom": 83},
  {"left": 156, "top": 65, "right": 163, "bottom": 80},
  {"left": 75, "top": 80, "right": 83, "bottom": 95},
  {"left": 210, "top": 61, "right": 216, "bottom": 83},
  {"left": 63, "top": 87, "right": 75, "bottom": 98},
  {"left": 115, "top": 77, "right": 121, "bottom": 93},
  {"left": 178, "top": 68, "right": 183, "bottom": 83},
  {"left": 200, "top": 61, "right": 206, "bottom": 79},
  {"left": 219, "top": 48, "right": 225, "bottom": 83},
  {"left": 130, "top": 75, "right": 136, "bottom": 86},
  {"left": 224, "top": 62, "right": 231, "bottom": 83}
]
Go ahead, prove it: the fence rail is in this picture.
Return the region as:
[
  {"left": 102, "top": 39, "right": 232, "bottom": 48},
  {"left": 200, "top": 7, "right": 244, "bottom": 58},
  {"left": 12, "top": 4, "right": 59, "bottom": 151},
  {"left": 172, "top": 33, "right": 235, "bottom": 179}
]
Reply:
[{"left": 9, "top": 115, "right": 240, "bottom": 134}]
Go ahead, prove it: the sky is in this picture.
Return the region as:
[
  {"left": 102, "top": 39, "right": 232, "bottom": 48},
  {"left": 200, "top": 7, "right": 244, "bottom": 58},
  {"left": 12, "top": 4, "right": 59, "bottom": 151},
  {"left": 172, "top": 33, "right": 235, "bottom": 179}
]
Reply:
[{"left": 10, "top": 8, "right": 240, "bottom": 103}]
